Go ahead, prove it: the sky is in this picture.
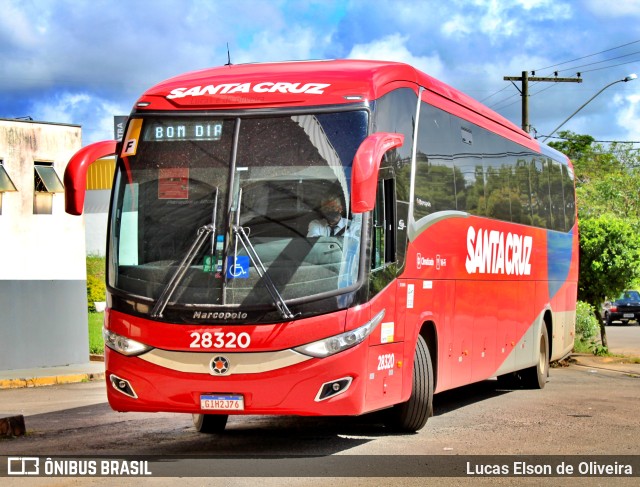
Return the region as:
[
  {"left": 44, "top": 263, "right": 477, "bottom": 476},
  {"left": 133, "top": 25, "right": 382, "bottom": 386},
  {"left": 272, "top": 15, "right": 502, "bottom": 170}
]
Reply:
[{"left": 4, "top": 0, "right": 640, "bottom": 146}]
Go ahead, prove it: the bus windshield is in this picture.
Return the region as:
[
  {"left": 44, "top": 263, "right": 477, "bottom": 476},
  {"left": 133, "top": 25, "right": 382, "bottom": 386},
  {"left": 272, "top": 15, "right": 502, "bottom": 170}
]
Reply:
[{"left": 108, "top": 111, "right": 368, "bottom": 315}]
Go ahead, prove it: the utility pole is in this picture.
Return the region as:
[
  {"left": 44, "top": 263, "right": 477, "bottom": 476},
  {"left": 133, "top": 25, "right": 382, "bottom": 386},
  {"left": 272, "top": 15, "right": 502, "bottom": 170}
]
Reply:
[{"left": 503, "top": 71, "right": 582, "bottom": 133}]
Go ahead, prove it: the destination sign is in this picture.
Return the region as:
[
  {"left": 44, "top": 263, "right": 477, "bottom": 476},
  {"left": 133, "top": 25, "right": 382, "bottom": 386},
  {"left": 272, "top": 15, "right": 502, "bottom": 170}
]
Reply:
[{"left": 143, "top": 120, "right": 224, "bottom": 141}]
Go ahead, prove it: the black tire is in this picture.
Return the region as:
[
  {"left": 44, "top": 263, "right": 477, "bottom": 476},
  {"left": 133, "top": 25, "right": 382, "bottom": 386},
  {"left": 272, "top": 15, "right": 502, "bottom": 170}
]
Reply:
[
  {"left": 520, "top": 325, "right": 549, "bottom": 389},
  {"left": 385, "top": 334, "right": 433, "bottom": 432},
  {"left": 192, "top": 413, "right": 228, "bottom": 434}
]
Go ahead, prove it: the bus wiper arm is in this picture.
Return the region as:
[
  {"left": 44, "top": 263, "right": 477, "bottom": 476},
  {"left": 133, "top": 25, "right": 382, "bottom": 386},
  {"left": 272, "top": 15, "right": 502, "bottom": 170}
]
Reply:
[
  {"left": 151, "top": 224, "right": 214, "bottom": 318},
  {"left": 232, "top": 224, "right": 296, "bottom": 320}
]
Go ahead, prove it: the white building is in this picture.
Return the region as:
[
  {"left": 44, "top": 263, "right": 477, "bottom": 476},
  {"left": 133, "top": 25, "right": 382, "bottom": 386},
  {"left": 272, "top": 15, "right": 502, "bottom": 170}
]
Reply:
[{"left": 0, "top": 118, "right": 89, "bottom": 370}]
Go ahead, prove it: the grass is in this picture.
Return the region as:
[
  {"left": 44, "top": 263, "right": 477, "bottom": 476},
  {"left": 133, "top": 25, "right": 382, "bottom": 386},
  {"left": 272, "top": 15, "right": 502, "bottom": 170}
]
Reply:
[
  {"left": 573, "top": 339, "right": 594, "bottom": 354},
  {"left": 86, "top": 255, "right": 106, "bottom": 355},
  {"left": 88, "top": 312, "right": 104, "bottom": 355}
]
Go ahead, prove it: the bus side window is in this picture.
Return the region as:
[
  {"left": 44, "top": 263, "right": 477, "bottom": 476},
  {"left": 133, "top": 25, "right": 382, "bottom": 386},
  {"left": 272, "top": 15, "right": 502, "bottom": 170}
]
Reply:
[{"left": 371, "top": 177, "right": 396, "bottom": 270}]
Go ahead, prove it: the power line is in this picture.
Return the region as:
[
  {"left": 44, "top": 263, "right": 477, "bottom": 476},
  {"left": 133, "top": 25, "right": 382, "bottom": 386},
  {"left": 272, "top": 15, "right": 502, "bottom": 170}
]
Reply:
[
  {"left": 479, "top": 84, "right": 511, "bottom": 103},
  {"left": 488, "top": 40, "right": 640, "bottom": 117},
  {"left": 540, "top": 134, "right": 640, "bottom": 144},
  {"left": 533, "top": 39, "right": 640, "bottom": 73},
  {"left": 579, "top": 57, "right": 640, "bottom": 75},
  {"left": 554, "top": 50, "right": 640, "bottom": 75}
]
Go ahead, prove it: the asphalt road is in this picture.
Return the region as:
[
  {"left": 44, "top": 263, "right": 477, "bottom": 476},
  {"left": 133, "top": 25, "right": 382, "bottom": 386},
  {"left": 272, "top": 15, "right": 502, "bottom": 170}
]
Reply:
[
  {"left": 604, "top": 321, "right": 640, "bottom": 355},
  {"left": 1, "top": 326, "right": 639, "bottom": 486}
]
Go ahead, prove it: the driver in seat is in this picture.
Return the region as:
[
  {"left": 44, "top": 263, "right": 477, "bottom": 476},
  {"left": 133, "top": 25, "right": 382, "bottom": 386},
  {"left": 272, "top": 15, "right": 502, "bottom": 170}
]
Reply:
[{"left": 307, "top": 197, "right": 350, "bottom": 237}]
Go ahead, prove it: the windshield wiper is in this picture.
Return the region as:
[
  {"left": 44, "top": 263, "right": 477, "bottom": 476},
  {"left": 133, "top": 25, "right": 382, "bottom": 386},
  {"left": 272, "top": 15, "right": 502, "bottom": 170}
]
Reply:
[
  {"left": 151, "top": 187, "right": 219, "bottom": 318},
  {"left": 151, "top": 224, "right": 214, "bottom": 318},
  {"left": 228, "top": 187, "right": 295, "bottom": 320},
  {"left": 232, "top": 224, "right": 296, "bottom": 320}
]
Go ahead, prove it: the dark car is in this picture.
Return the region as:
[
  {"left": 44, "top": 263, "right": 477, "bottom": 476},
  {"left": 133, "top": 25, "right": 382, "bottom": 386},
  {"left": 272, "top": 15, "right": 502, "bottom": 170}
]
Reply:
[{"left": 603, "top": 290, "right": 640, "bottom": 325}]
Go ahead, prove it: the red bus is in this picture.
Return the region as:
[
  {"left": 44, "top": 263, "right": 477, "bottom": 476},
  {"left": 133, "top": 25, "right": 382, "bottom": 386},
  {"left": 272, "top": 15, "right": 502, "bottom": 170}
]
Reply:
[{"left": 65, "top": 60, "right": 578, "bottom": 433}]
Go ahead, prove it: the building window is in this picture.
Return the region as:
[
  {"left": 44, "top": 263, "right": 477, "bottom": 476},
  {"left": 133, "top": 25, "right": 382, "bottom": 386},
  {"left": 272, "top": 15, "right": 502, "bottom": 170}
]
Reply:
[
  {"left": 0, "top": 160, "right": 18, "bottom": 215},
  {"left": 34, "top": 162, "right": 65, "bottom": 214}
]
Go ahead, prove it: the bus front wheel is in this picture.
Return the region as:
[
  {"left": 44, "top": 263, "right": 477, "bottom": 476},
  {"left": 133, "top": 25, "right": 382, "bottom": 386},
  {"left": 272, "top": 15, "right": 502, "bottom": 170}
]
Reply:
[
  {"left": 385, "top": 334, "right": 433, "bottom": 432},
  {"left": 192, "top": 413, "right": 228, "bottom": 434}
]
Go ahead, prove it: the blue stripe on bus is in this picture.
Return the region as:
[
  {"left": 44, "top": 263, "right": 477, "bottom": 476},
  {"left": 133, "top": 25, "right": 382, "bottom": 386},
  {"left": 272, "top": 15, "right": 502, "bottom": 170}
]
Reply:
[{"left": 547, "top": 229, "right": 574, "bottom": 299}]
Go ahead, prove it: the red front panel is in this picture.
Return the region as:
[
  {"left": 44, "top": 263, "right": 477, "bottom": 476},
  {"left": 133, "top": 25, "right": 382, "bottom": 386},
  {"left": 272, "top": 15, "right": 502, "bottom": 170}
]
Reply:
[
  {"left": 104, "top": 286, "right": 408, "bottom": 416},
  {"left": 105, "top": 343, "right": 369, "bottom": 416}
]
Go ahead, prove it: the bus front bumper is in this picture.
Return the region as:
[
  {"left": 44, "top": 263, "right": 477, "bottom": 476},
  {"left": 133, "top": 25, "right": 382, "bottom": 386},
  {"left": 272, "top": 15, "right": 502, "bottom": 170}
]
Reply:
[{"left": 104, "top": 344, "right": 370, "bottom": 417}]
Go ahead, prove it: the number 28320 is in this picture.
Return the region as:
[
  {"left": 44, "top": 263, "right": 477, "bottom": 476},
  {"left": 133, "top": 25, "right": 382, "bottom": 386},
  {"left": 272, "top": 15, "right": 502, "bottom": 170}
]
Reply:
[{"left": 189, "top": 331, "right": 251, "bottom": 349}]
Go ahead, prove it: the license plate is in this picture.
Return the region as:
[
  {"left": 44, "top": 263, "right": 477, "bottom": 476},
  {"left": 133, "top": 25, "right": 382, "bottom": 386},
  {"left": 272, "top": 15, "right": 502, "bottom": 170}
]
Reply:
[
  {"left": 200, "top": 394, "right": 244, "bottom": 411},
  {"left": 623, "top": 313, "right": 634, "bottom": 318}
]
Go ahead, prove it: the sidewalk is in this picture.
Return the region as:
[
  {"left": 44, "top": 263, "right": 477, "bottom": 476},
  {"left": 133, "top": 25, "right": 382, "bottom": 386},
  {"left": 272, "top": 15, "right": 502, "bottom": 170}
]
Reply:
[
  {"left": 0, "top": 358, "right": 105, "bottom": 390},
  {"left": 570, "top": 353, "right": 640, "bottom": 376}
]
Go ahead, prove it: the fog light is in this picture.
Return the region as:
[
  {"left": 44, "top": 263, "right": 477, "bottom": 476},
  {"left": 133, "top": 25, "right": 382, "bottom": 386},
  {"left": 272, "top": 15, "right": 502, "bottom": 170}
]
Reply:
[
  {"left": 315, "top": 377, "right": 353, "bottom": 402},
  {"left": 110, "top": 374, "right": 138, "bottom": 399}
]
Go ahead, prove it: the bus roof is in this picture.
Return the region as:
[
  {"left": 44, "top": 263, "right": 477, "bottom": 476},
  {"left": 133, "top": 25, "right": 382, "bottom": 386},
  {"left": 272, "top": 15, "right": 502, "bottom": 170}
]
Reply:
[{"left": 135, "top": 59, "right": 546, "bottom": 155}]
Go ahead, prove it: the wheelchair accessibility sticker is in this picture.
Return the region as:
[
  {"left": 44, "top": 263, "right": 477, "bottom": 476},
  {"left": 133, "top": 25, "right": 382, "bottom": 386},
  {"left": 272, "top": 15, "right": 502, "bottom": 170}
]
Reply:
[{"left": 227, "top": 256, "right": 250, "bottom": 279}]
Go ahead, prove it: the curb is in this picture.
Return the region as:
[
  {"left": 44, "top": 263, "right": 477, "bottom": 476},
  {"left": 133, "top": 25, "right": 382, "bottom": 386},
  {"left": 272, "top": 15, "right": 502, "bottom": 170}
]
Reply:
[
  {"left": 0, "top": 372, "right": 105, "bottom": 390},
  {"left": 0, "top": 356, "right": 106, "bottom": 390},
  {"left": 570, "top": 354, "right": 640, "bottom": 377}
]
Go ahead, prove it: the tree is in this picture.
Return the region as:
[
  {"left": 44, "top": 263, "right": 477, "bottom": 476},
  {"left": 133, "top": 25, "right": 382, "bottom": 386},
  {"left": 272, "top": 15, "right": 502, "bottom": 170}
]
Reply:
[
  {"left": 549, "top": 132, "right": 640, "bottom": 350},
  {"left": 549, "top": 131, "right": 640, "bottom": 220},
  {"left": 578, "top": 215, "right": 640, "bottom": 348}
]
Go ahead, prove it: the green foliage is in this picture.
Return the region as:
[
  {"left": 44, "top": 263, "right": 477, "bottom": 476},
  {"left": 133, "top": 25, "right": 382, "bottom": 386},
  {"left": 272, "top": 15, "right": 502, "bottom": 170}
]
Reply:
[
  {"left": 86, "top": 255, "right": 106, "bottom": 312},
  {"left": 88, "top": 312, "right": 104, "bottom": 355},
  {"left": 86, "top": 255, "right": 106, "bottom": 281},
  {"left": 86, "top": 255, "right": 106, "bottom": 354},
  {"left": 549, "top": 130, "right": 640, "bottom": 220},
  {"left": 578, "top": 215, "right": 640, "bottom": 306},
  {"left": 86, "top": 274, "right": 106, "bottom": 312},
  {"left": 593, "top": 343, "right": 609, "bottom": 356},
  {"left": 574, "top": 301, "right": 603, "bottom": 355},
  {"left": 575, "top": 301, "right": 599, "bottom": 341}
]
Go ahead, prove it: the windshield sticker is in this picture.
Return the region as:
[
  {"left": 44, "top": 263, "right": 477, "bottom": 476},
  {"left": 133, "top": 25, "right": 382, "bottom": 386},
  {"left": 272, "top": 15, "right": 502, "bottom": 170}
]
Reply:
[
  {"left": 167, "top": 82, "right": 331, "bottom": 99},
  {"left": 226, "top": 256, "right": 250, "bottom": 279},
  {"left": 381, "top": 322, "right": 394, "bottom": 344},
  {"left": 158, "top": 168, "right": 189, "bottom": 199},
  {"left": 121, "top": 118, "right": 143, "bottom": 156}
]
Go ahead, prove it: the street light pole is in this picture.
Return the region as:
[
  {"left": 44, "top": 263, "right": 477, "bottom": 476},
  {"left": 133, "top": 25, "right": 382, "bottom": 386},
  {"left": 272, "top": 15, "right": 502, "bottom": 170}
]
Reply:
[{"left": 541, "top": 74, "right": 637, "bottom": 142}]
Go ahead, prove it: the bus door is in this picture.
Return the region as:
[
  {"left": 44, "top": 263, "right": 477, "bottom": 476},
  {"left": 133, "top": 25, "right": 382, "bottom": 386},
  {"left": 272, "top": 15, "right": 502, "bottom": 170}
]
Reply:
[{"left": 365, "top": 172, "right": 405, "bottom": 410}]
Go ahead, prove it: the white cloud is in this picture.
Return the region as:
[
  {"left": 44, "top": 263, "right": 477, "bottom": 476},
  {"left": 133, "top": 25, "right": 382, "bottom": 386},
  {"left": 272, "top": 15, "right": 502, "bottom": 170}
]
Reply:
[
  {"left": 347, "top": 34, "right": 446, "bottom": 80},
  {"left": 441, "top": 0, "right": 572, "bottom": 41},
  {"left": 235, "top": 26, "right": 332, "bottom": 63},
  {"left": 0, "top": 0, "right": 42, "bottom": 49},
  {"left": 31, "top": 92, "right": 128, "bottom": 144},
  {"left": 584, "top": 0, "right": 640, "bottom": 17},
  {"left": 442, "top": 15, "right": 473, "bottom": 38},
  {"left": 616, "top": 92, "right": 640, "bottom": 141},
  {"left": 33, "top": 93, "right": 91, "bottom": 125}
]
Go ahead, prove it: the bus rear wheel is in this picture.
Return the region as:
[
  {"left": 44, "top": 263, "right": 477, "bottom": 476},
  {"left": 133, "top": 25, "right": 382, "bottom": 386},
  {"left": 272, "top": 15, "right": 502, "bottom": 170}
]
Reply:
[
  {"left": 385, "top": 334, "right": 433, "bottom": 432},
  {"left": 520, "top": 325, "right": 549, "bottom": 389},
  {"left": 192, "top": 413, "right": 228, "bottom": 433}
]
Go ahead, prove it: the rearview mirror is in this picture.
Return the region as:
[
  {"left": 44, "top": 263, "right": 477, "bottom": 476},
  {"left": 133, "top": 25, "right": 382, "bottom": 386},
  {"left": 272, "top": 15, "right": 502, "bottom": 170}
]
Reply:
[
  {"left": 350, "top": 132, "right": 404, "bottom": 213},
  {"left": 64, "top": 140, "right": 117, "bottom": 215}
]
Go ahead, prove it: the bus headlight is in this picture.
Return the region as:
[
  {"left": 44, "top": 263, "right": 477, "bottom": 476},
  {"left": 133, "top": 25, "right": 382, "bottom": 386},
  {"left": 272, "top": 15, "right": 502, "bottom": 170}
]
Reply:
[
  {"left": 294, "top": 310, "right": 385, "bottom": 358},
  {"left": 103, "top": 328, "right": 153, "bottom": 356}
]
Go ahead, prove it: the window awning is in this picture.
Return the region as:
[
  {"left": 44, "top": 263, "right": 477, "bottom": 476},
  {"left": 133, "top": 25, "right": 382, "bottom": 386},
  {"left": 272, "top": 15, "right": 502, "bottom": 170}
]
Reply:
[
  {"left": 0, "top": 164, "right": 17, "bottom": 192},
  {"left": 34, "top": 165, "right": 65, "bottom": 193}
]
